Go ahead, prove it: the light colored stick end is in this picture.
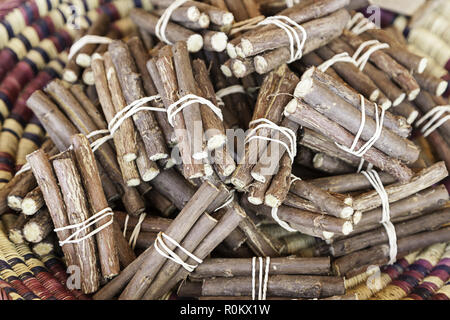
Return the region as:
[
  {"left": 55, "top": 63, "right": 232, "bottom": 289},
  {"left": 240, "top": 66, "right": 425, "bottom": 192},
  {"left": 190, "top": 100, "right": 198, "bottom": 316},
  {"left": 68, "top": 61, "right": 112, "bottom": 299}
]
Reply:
[
  {"left": 222, "top": 164, "right": 236, "bottom": 177},
  {"left": 22, "top": 199, "right": 40, "bottom": 216},
  {"left": 76, "top": 53, "right": 91, "bottom": 68},
  {"left": 248, "top": 196, "right": 263, "bottom": 205},
  {"left": 392, "top": 93, "right": 406, "bottom": 107},
  {"left": 207, "top": 135, "right": 226, "bottom": 151},
  {"left": 149, "top": 153, "right": 168, "bottom": 161},
  {"left": 250, "top": 171, "right": 266, "bottom": 183},
  {"left": 127, "top": 178, "right": 141, "bottom": 187},
  {"left": 141, "top": 168, "right": 160, "bottom": 182},
  {"left": 340, "top": 207, "right": 354, "bottom": 219},
  {"left": 226, "top": 43, "right": 237, "bottom": 59},
  {"left": 254, "top": 56, "right": 267, "bottom": 75},
  {"left": 436, "top": 81, "right": 448, "bottom": 96},
  {"left": 323, "top": 231, "right": 335, "bottom": 240},
  {"left": 417, "top": 57, "right": 427, "bottom": 74},
  {"left": 211, "top": 32, "right": 228, "bottom": 52},
  {"left": 342, "top": 221, "right": 354, "bottom": 235},
  {"left": 408, "top": 88, "right": 420, "bottom": 101},
  {"left": 264, "top": 195, "right": 281, "bottom": 208},
  {"left": 63, "top": 70, "right": 78, "bottom": 83},
  {"left": 7, "top": 195, "right": 22, "bottom": 211},
  {"left": 241, "top": 39, "right": 253, "bottom": 57},
  {"left": 123, "top": 153, "right": 137, "bottom": 162},
  {"left": 353, "top": 211, "right": 362, "bottom": 225},
  {"left": 369, "top": 89, "right": 379, "bottom": 102},
  {"left": 407, "top": 110, "right": 419, "bottom": 124},
  {"left": 187, "top": 6, "right": 200, "bottom": 22},
  {"left": 221, "top": 64, "right": 232, "bottom": 77},
  {"left": 23, "top": 223, "right": 43, "bottom": 243},
  {"left": 187, "top": 34, "right": 204, "bottom": 52},
  {"left": 284, "top": 99, "right": 298, "bottom": 115},
  {"left": 222, "top": 13, "right": 234, "bottom": 26}
]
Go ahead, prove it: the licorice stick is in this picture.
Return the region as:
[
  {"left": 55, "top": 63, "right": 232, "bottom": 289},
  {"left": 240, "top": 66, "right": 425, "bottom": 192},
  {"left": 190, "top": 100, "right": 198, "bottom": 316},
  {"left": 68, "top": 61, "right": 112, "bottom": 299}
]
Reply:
[
  {"left": 414, "top": 90, "right": 450, "bottom": 141},
  {"left": 22, "top": 207, "right": 52, "bottom": 243},
  {"left": 284, "top": 99, "right": 414, "bottom": 182},
  {"left": 112, "top": 219, "right": 136, "bottom": 269},
  {"left": 115, "top": 211, "right": 171, "bottom": 234},
  {"left": 31, "top": 233, "right": 55, "bottom": 257},
  {"left": 352, "top": 161, "right": 448, "bottom": 212},
  {"left": 333, "top": 227, "right": 450, "bottom": 277}
]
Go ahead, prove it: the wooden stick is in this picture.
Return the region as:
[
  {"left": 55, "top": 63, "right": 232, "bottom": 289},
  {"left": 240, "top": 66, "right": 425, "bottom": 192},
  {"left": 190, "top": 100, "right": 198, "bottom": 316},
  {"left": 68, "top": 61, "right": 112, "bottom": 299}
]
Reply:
[
  {"left": 130, "top": 9, "right": 203, "bottom": 52},
  {"left": 7, "top": 170, "right": 37, "bottom": 211},
  {"left": 330, "top": 208, "right": 450, "bottom": 257},
  {"left": 92, "top": 53, "right": 138, "bottom": 162},
  {"left": 7, "top": 213, "right": 27, "bottom": 244},
  {"left": 119, "top": 181, "right": 220, "bottom": 300},
  {"left": 265, "top": 153, "right": 292, "bottom": 208},
  {"left": 21, "top": 186, "right": 44, "bottom": 216},
  {"left": 112, "top": 219, "right": 136, "bottom": 269},
  {"left": 414, "top": 71, "right": 448, "bottom": 96},
  {"left": 297, "top": 68, "right": 420, "bottom": 163},
  {"left": 179, "top": 275, "right": 345, "bottom": 298},
  {"left": 27, "top": 149, "right": 78, "bottom": 268},
  {"left": 284, "top": 99, "right": 414, "bottom": 182},
  {"left": 192, "top": 58, "right": 227, "bottom": 150},
  {"left": 307, "top": 172, "right": 396, "bottom": 193},
  {"left": 70, "top": 84, "right": 107, "bottom": 131},
  {"left": 115, "top": 211, "right": 171, "bottom": 234},
  {"left": 108, "top": 40, "right": 169, "bottom": 162},
  {"left": 307, "top": 67, "right": 411, "bottom": 138},
  {"left": 238, "top": 214, "right": 281, "bottom": 257},
  {"left": 352, "top": 162, "right": 448, "bottom": 212},
  {"left": 313, "top": 153, "right": 355, "bottom": 174},
  {"left": 342, "top": 30, "right": 421, "bottom": 100},
  {"left": 72, "top": 134, "right": 120, "bottom": 280},
  {"left": 153, "top": 47, "right": 203, "bottom": 179},
  {"left": 53, "top": 152, "right": 100, "bottom": 294},
  {"left": 333, "top": 227, "right": 450, "bottom": 277},
  {"left": 142, "top": 213, "right": 218, "bottom": 299},
  {"left": 191, "top": 256, "right": 330, "bottom": 278}
]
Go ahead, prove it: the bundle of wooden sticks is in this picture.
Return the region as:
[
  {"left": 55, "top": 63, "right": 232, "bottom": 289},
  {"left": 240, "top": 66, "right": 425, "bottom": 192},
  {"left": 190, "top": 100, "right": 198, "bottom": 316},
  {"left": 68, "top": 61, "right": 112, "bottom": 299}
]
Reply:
[{"left": 0, "top": 0, "right": 449, "bottom": 301}]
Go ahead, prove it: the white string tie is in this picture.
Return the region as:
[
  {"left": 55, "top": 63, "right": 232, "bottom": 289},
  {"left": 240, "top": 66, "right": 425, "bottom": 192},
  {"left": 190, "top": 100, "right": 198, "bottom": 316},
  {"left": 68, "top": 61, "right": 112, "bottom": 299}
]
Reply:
[
  {"left": 361, "top": 170, "right": 397, "bottom": 264},
  {"left": 15, "top": 163, "right": 31, "bottom": 176},
  {"left": 347, "top": 13, "right": 378, "bottom": 35},
  {"left": 245, "top": 118, "right": 297, "bottom": 164},
  {"left": 346, "top": 12, "right": 364, "bottom": 30},
  {"left": 153, "top": 232, "right": 203, "bottom": 272},
  {"left": 155, "top": 0, "right": 188, "bottom": 45},
  {"left": 318, "top": 52, "right": 357, "bottom": 72},
  {"left": 214, "top": 190, "right": 235, "bottom": 212},
  {"left": 335, "top": 95, "right": 385, "bottom": 157},
  {"left": 352, "top": 40, "right": 390, "bottom": 71},
  {"left": 68, "top": 35, "right": 113, "bottom": 60},
  {"left": 271, "top": 174, "right": 302, "bottom": 232},
  {"left": 415, "top": 105, "right": 450, "bottom": 137},
  {"left": 215, "top": 85, "right": 246, "bottom": 107},
  {"left": 87, "top": 95, "right": 164, "bottom": 152},
  {"left": 54, "top": 207, "right": 114, "bottom": 246},
  {"left": 252, "top": 257, "right": 270, "bottom": 300},
  {"left": 128, "top": 213, "right": 147, "bottom": 250},
  {"left": 167, "top": 94, "right": 223, "bottom": 127},
  {"left": 258, "top": 15, "right": 307, "bottom": 63}
]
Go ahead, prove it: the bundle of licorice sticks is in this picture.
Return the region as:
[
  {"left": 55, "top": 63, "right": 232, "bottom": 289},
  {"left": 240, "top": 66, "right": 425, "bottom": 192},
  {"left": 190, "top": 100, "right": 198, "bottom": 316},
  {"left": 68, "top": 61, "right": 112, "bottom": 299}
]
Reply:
[{"left": 0, "top": 0, "right": 448, "bottom": 301}]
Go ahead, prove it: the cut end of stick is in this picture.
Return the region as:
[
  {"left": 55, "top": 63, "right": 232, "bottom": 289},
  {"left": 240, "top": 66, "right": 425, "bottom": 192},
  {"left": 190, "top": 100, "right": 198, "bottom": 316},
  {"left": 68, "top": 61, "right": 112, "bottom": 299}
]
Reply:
[
  {"left": 340, "top": 206, "right": 354, "bottom": 219},
  {"left": 149, "top": 153, "right": 168, "bottom": 161},
  {"left": 232, "top": 60, "right": 248, "bottom": 78},
  {"left": 284, "top": 99, "right": 298, "bottom": 115},
  {"left": 141, "top": 168, "right": 160, "bottom": 182},
  {"left": 221, "top": 64, "right": 232, "bottom": 77},
  {"left": 187, "top": 6, "right": 200, "bottom": 22},
  {"left": 254, "top": 56, "right": 267, "bottom": 75},
  {"left": 408, "top": 88, "right": 420, "bottom": 101},
  {"left": 207, "top": 135, "right": 226, "bottom": 150},
  {"left": 123, "top": 153, "right": 137, "bottom": 162},
  {"left": 248, "top": 196, "right": 263, "bottom": 205},
  {"left": 23, "top": 223, "right": 43, "bottom": 243},
  {"left": 231, "top": 177, "right": 246, "bottom": 191},
  {"left": 7, "top": 195, "right": 22, "bottom": 211},
  {"left": 417, "top": 57, "right": 427, "bottom": 74},
  {"left": 203, "top": 163, "right": 214, "bottom": 177},
  {"left": 211, "top": 32, "right": 228, "bottom": 52},
  {"left": 312, "top": 154, "right": 324, "bottom": 169},
  {"left": 353, "top": 211, "right": 362, "bottom": 225},
  {"left": 406, "top": 110, "right": 419, "bottom": 124},
  {"left": 250, "top": 171, "right": 266, "bottom": 183},
  {"left": 369, "top": 89, "right": 380, "bottom": 102},
  {"left": 126, "top": 178, "right": 141, "bottom": 187},
  {"left": 226, "top": 43, "right": 237, "bottom": 58},
  {"left": 164, "top": 158, "right": 176, "bottom": 169},
  {"left": 222, "top": 164, "right": 236, "bottom": 177},
  {"left": 198, "top": 13, "right": 210, "bottom": 28},
  {"left": 33, "top": 243, "right": 53, "bottom": 257},
  {"left": 436, "top": 81, "right": 448, "bottom": 96},
  {"left": 323, "top": 231, "right": 335, "bottom": 240},
  {"left": 187, "top": 34, "right": 204, "bottom": 52},
  {"left": 241, "top": 39, "right": 253, "bottom": 57},
  {"left": 265, "top": 194, "right": 281, "bottom": 208},
  {"left": 342, "top": 221, "right": 354, "bottom": 235},
  {"left": 82, "top": 70, "right": 95, "bottom": 85},
  {"left": 63, "top": 70, "right": 78, "bottom": 83},
  {"left": 393, "top": 93, "right": 406, "bottom": 107},
  {"left": 380, "top": 99, "right": 392, "bottom": 110},
  {"left": 22, "top": 199, "right": 40, "bottom": 216},
  {"left": 295, "top": 71, "right": 314, "bottom": 98},
  {"left": 76, "top": 53, "right": 91, "bottom": 68},
  {"left": 222, "top": 13, "right": 234, "bottom": 26},
  {"left": 192, "top": 150, "right": 208, "bottom": 160}
]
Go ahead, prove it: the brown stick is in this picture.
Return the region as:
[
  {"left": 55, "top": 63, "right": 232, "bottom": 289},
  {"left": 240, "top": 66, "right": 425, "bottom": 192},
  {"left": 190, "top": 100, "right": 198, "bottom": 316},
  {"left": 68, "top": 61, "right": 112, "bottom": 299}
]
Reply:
[
  {"left": 342, "top": 30, "right": 421, "bottom": 100},
  {"left": 27, "top": 149, "right": 78, "bottom": 268},
  {"left": 414, "top": 71, "right": 448, "bottom": 96},
  {"left": 53, "top": 153, "right": 100, "bottom": 294},
  {"left": 119, "top": 181, "right": 220, "bottom": 299},
  {"left": 7, "top": 171, "right": 37, "bottom": 211},
  {"left": 264, "top": 153, "right": 292, "bottom": 208},
  {"left": 70, "top": 84, "right": 107, "bottom": 131},
  {"left": 191, "top": 256, "right": 330, "bottom": 278},
  {"left": 130, "top": 9, "right": 203, "bottom": 52},
  {"left": 108, "top": 40, "right": 169, "bottom": 162},
  {"left": 296, "top": 67, "right": 419, "bottom": 163},
  {"left": 7, "top": 213, "right": 27, "bottom": 244},
  {"left": 112, "top": 219, "right": 136, "bottom": 269},
  {"left": 179, "top": 275, "right": 345, "bottom": 298},
  {"left": 284, "top": 99, "right": 414, "bottom": 182},
  {"left": 307, "top": 172, "right": 396, "bottom": 193},
  {"left": 92, "top": 53, "right": 138, "bottom": 162},
  {"left": 21, "top": 187, "right": 44, "bottom": 216},
  {"left": 115, "top": 211, "right": 171, "bottom": 234},
  {"left": 352, "top": 161, "right": 448, "bottom": 212}
]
